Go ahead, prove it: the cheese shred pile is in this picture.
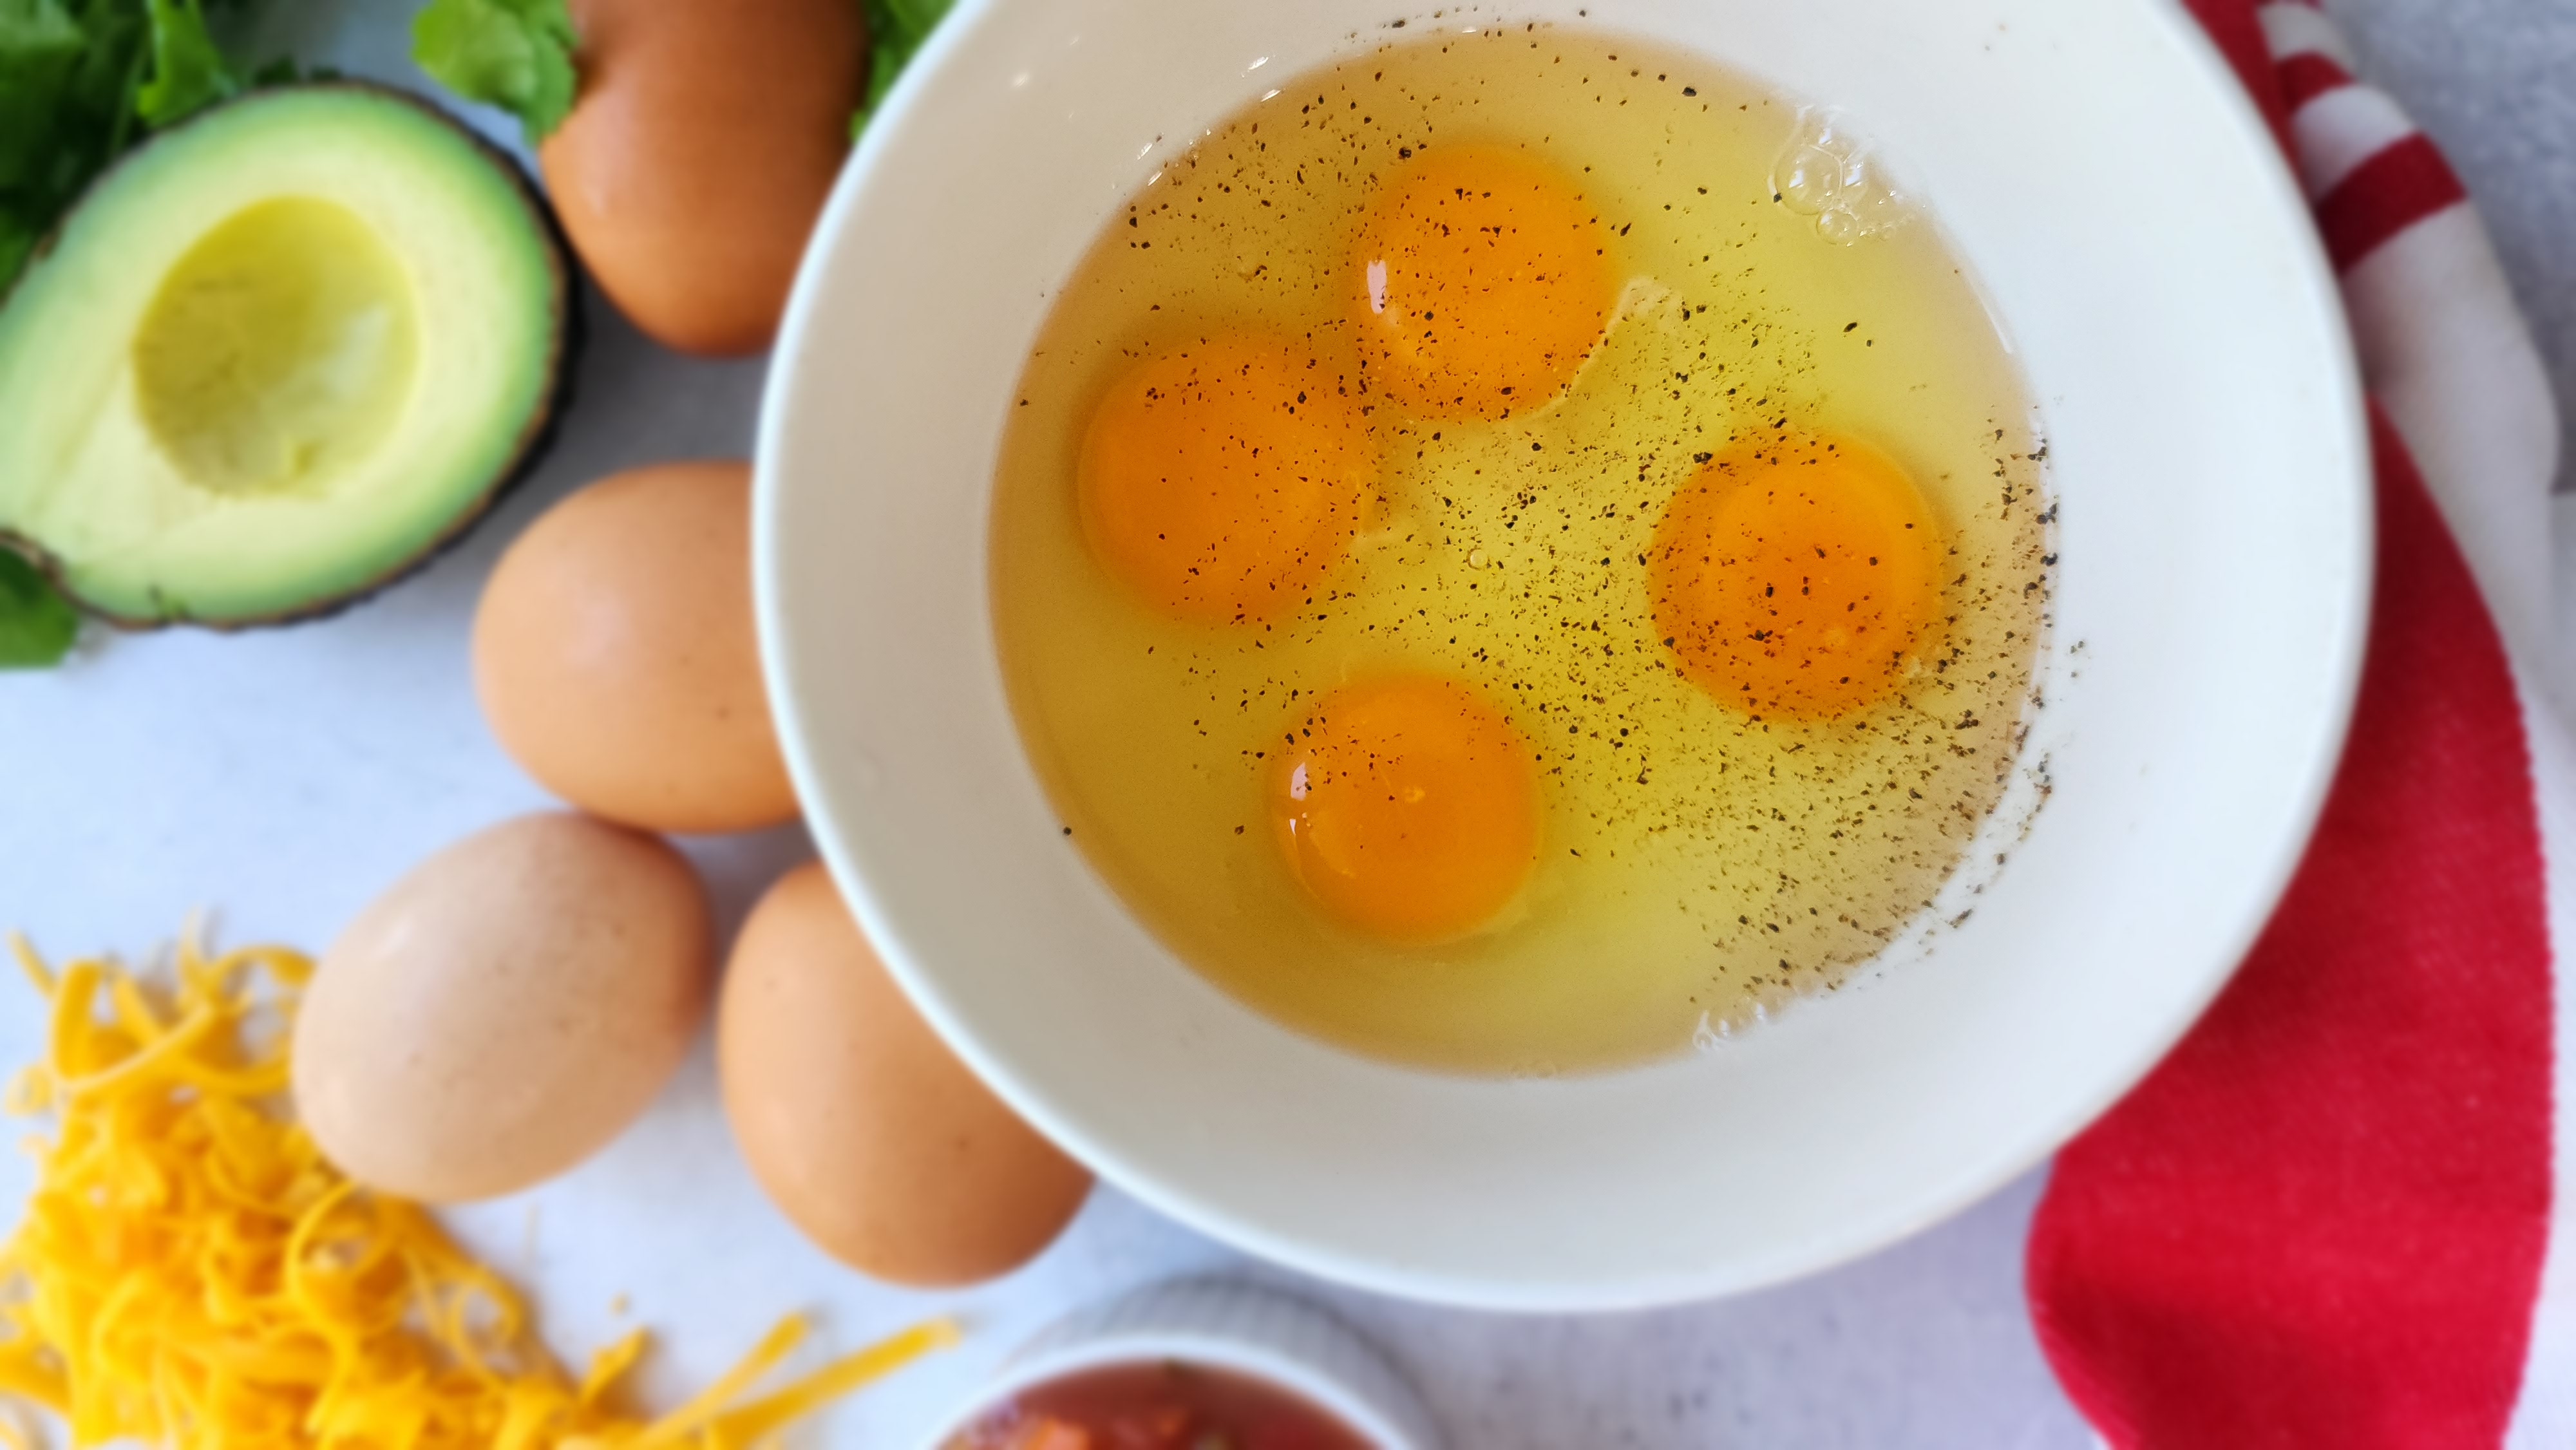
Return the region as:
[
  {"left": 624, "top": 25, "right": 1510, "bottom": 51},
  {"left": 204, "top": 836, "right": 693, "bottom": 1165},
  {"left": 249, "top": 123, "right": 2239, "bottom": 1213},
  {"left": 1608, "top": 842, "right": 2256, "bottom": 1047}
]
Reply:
[{"left": 0, "top": 931, "right": 956, "bottom": 1450}]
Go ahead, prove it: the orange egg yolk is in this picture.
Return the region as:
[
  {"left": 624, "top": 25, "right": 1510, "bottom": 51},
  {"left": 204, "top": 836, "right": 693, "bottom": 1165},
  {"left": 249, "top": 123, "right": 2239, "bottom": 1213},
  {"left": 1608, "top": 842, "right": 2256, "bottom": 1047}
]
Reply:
[
  {"left": 1269, "top": 675, "right": 1541, "bottom": 943},
  {"left": 1079, "top": 332, "right": 1375, "bottom": 624},
  {"left": 1350, "top": 146, "right": 1616, "bottom": 419},
  {"left": 1650, "top": 435, "right": 1944, "bottom": 717}
]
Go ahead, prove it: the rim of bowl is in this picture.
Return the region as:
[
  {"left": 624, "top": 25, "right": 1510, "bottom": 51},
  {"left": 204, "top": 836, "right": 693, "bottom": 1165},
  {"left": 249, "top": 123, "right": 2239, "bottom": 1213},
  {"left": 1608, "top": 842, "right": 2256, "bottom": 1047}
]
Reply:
[{"left": 906, "top": 1281, "right": 1438, "bottom": 1450}]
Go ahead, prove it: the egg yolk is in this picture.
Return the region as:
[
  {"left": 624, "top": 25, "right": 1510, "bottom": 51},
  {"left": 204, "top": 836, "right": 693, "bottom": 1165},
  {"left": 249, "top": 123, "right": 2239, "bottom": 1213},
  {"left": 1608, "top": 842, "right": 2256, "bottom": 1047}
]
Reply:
[
  {"left": 1268, "top": 675, "right": 1540, "bottom": 942},
  {"left": 1079, "top": 332, "right": 1375, "bottom": 624},
  {"left": 1650, "top": 435, "right": 1944, "bottom": 717},
  {"left": 1350, "top": 146, "right": 1616, "bottom": 419}
]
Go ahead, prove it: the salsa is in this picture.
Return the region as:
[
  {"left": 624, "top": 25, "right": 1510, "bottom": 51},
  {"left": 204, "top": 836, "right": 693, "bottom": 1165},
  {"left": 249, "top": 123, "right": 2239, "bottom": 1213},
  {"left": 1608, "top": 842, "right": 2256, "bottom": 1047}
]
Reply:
[{"left": 949, "top": 1360, "right": 1376, "bottom": 1450}]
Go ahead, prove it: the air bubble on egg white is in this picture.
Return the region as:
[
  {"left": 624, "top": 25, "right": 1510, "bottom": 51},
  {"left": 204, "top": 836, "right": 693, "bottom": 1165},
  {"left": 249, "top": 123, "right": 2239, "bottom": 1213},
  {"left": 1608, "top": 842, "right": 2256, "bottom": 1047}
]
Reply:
[
  {"left": 1770, "top": 106, "right": 1907, "bottom": 245},
  {"left": 1692, "top": 1010, "right": 1724, "bottom": 1051}
]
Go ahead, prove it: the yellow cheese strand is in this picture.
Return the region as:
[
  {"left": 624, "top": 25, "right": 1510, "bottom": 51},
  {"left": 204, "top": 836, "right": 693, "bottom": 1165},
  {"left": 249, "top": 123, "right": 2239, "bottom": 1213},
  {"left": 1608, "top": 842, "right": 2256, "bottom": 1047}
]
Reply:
[{"left": 0, "top": 932, "right": 952, "bottom": 1449}]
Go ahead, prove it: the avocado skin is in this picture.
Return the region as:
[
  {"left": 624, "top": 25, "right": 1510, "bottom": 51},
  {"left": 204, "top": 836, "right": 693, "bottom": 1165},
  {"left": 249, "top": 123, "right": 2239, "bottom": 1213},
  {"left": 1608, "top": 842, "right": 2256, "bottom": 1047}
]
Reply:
[{"left": 0, "top": 81, "right": 585, "bottom": 632}]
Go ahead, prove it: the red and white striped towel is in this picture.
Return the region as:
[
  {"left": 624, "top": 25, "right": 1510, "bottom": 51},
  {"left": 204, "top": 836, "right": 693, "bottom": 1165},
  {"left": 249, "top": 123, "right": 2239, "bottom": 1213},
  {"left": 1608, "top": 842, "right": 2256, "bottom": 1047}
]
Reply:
[{"left": 2025, "top": 1, "right": 2570, "bottom": 1444}]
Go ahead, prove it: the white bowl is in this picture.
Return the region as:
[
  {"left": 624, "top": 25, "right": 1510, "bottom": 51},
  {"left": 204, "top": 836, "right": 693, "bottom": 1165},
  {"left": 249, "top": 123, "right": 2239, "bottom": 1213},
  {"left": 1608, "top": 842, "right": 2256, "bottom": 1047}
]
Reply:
[
  {"left": 757, "top": 0, "right": 2368, "bottom": 1309},
  {"left": 909, "top": 1279, "right": 1441, "bottom": 1450}
]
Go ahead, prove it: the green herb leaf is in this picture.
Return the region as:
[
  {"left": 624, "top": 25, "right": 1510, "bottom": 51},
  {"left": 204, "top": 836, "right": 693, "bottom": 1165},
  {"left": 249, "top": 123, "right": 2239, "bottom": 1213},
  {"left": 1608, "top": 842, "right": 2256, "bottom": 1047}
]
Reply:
[
  {"left": 135, "top": 0, "right": 238, "bottom": 129},
  {"left": 0, "top": 214, "right": 35, "bottom": 283},
  {"left": 0, "top": 0, "right": 89, "bottom": 189},
  {"left": 411, "top": 0, "right": 576, "bottom": 142},
  {"left": 0, "top": 0, "right": 151, "bottom": 289},
  {"left": 0, "top": 551, "right": 79, "bottom": 668},
  {"left": 0, "top": 0, "right": 84, "bottom": 60},
  {"left": 851, "top": 0, "right": 952, "bottom": 139}
]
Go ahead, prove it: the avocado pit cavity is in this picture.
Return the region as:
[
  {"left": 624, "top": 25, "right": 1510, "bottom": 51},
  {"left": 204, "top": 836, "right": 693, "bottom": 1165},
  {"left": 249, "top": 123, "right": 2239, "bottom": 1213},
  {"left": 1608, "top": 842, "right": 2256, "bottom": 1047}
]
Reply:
[{"left": 133, "top": 197, "right": 420, "bottom": 496}]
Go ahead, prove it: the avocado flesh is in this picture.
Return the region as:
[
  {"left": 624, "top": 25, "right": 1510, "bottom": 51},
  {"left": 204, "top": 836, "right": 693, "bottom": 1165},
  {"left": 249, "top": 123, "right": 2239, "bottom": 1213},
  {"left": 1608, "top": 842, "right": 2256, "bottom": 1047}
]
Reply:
[{"left": 0, "top": 84, "right": 568, "bottom": 626}]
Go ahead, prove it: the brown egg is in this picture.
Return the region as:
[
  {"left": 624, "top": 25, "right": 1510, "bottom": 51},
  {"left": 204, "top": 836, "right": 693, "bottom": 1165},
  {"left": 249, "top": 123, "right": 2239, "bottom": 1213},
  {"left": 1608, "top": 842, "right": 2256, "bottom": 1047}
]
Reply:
[
  {"left": 475, "top": 460, "right": 799, "bottom": 835},
  {"left": 294, "top": 812, "right": 713, "bottom": 1203},
  {"left": 540, "top": 0, "right": 864, "bottom": 355},
  {"left": 720, "top": 862, "right": 1094, "bottom": 1285}
]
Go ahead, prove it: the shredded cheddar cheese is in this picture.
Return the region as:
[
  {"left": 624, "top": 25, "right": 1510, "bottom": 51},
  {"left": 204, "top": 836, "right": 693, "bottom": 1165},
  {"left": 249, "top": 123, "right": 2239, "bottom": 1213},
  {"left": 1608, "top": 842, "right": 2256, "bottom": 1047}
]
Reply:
[{"left": 0, "top": 931, "right": 956, "bottom": 1449}]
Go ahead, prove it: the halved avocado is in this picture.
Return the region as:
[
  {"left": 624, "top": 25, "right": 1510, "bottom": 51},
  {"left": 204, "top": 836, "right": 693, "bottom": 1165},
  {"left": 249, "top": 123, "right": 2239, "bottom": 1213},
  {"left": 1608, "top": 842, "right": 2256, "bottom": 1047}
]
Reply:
[{"left": 0, "top": 82, "right": 574, "bottom": 628}]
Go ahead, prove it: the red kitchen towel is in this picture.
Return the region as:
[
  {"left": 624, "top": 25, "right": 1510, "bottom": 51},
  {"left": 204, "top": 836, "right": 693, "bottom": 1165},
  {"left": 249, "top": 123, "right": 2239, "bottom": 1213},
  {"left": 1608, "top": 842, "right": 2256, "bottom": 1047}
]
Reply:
[{"left": 2025, "top": 1, "right": 2570, "bottom": 1445}]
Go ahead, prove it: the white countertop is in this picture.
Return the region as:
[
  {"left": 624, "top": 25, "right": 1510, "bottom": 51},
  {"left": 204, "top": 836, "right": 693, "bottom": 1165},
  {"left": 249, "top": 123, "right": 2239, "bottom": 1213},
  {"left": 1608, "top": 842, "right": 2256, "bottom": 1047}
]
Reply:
[{"left": 5, "top": 1, "right": 2564, "bottom": 1442}]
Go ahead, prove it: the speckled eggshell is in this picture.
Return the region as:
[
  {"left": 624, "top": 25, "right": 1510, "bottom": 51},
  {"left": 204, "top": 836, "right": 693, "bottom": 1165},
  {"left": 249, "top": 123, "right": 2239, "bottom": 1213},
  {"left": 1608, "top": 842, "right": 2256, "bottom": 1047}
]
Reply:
[
  {"left": 293, "top": 812, "right": 713, "bottom": 1203},
  {"left": 719, "top": 862, "right": 1094, "bottom": 1286},
  {"left": 474, "top": 460, "right": 800, "bottom": 836},
  {"left": 540, "top": 0, "right": 866, "bottom": 355}
]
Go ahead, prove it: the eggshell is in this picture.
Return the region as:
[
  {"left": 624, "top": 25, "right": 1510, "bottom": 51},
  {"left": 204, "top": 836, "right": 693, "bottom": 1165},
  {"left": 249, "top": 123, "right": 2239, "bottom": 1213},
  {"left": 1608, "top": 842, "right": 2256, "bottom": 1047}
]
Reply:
[
  {"left": 294, "top": 812, "right": 712, "bottom": 1203},
  {"left": 540, "top": 0, "right": 865, "bottom": 355},
  {"left": 719, "top": 862, "right": 1094, "bottom": 1285},
  {"left": 475, "top": 460, "right": 799, "bottom": 835}
]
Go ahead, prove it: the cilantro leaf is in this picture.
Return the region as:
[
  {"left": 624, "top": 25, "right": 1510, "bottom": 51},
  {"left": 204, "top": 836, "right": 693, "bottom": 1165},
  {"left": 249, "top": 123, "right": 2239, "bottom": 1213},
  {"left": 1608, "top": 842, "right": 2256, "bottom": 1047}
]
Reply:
[
  {"left": 135, "top": 0, "right": 237, "bottom": 127},
  {"left": 0, "top": 214, "right": 34, "bottom": 282},
  {"left": 0, "top": 551, "right": 78, "bottom": 668},
  {"left": 0, "top": 0, "right": 89, "bottom": 190},
  {"left": 0, "top": 0, "right": 152, "bottom": 290},
  {"left": 411, "top": 0, "right": 576, "bottom": 142},
  {"left": 853, "top": 0, "right": 952, "bottom": 139},
  {"left": 0, "top": 0, "right": 249, "bottom": 285}
]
